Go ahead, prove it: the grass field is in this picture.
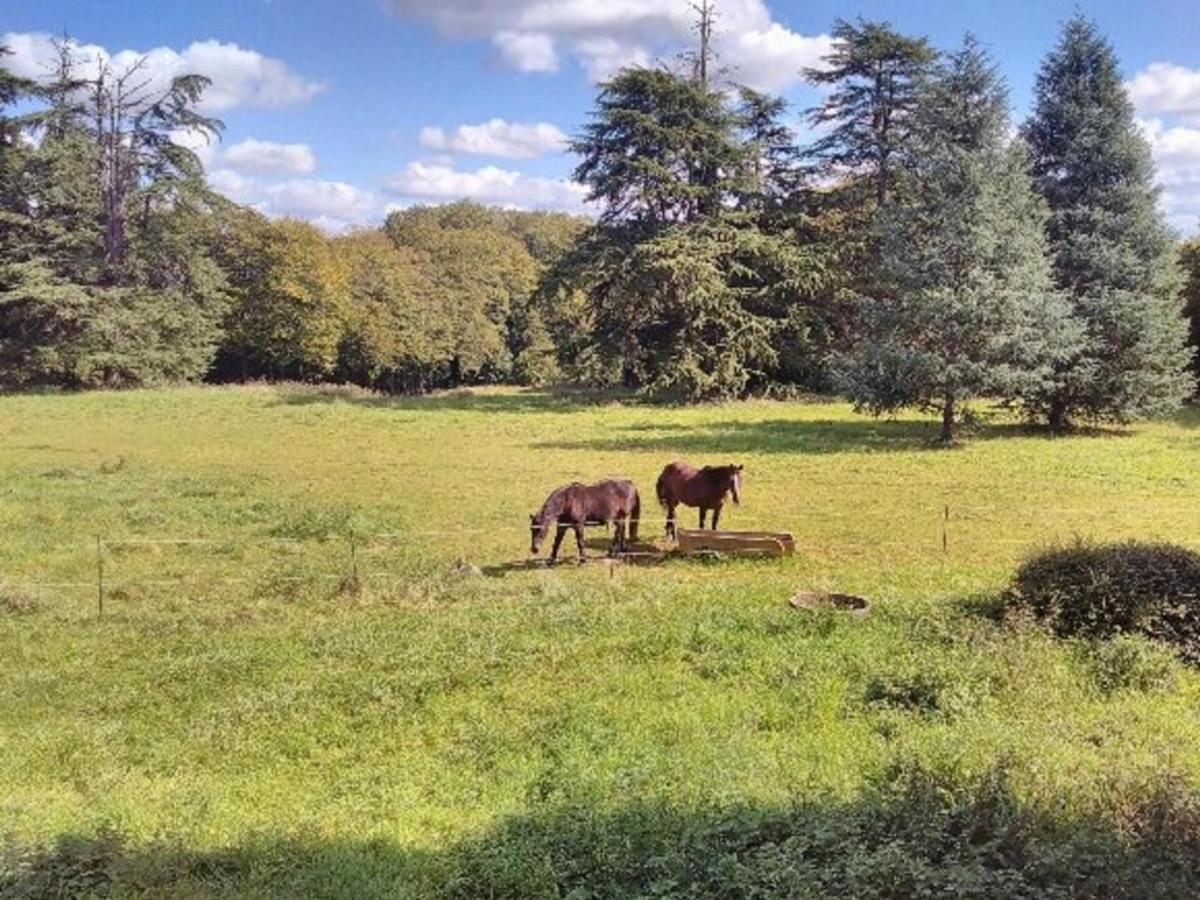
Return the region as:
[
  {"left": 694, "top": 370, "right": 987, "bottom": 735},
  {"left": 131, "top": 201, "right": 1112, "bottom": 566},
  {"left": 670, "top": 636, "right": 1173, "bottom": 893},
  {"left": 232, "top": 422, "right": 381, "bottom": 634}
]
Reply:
[{"left": 3, "top": 384, "right": 1200, "bottom": 897}]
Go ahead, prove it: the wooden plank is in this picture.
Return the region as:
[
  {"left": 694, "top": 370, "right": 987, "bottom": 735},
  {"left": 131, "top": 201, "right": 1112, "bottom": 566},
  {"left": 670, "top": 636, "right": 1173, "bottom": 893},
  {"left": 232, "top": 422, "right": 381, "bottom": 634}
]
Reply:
[
  {"left": 676, "top": 529, "right": 788, "bottom": 557},
  {"left": 686, "top": 529, "right": 795, "bottom": 555}
]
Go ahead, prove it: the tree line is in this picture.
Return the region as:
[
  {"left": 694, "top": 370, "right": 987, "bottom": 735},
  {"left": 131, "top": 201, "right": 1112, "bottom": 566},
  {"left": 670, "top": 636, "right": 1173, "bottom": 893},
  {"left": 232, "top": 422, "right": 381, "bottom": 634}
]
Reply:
[{"left": 1, "top": 16, "right": 1197, "bottom": 437}]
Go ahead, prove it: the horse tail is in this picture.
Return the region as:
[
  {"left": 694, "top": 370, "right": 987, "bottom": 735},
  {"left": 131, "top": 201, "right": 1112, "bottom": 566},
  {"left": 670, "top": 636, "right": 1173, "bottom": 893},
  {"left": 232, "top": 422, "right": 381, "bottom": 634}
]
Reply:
[{"left": 629, "top": 488, "right": 641, "bottom": 542}]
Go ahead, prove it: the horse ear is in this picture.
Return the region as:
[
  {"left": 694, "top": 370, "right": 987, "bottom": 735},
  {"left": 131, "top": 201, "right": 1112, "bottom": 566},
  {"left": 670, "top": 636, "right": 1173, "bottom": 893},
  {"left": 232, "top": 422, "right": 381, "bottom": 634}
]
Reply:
[
  {"left": 529, "top": 513, "right": 536, "bottom": 523},
  {"left": 736, "top": 464, "right": 744, "bottom": 472}
]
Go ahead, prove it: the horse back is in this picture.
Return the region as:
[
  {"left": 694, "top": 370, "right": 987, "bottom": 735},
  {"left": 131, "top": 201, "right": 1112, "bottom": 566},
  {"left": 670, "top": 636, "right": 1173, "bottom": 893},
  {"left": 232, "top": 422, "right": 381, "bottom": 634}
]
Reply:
[{"left": 556, "top": 479, "right": 637, "bottom": 522}]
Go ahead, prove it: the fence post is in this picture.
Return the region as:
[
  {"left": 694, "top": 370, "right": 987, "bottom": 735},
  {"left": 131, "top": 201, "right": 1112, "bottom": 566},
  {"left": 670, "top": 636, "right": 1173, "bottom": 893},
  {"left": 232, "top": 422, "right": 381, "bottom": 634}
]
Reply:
[{"left": 96, "top": 535, "right": 104, "bottom": 617}]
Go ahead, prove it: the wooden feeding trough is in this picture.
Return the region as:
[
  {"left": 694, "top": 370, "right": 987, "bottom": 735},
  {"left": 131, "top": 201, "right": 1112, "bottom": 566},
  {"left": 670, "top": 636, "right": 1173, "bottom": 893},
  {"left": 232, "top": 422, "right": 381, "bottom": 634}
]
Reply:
[
  {"left": 676, "top": 528, "right": 795, "bottom": 558},
  {"left": 788, "top": 591, "right": 870, "bottom": 616}
]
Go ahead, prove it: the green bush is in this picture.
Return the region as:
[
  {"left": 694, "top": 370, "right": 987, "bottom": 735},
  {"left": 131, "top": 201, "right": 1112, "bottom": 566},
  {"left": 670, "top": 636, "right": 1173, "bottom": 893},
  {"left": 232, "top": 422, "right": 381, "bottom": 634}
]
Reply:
[
  {"left": 1086, "top": 635, "right": 1180, "bottom": 695},
  {"left": 1012, "top": 542, "right": 1200, "bottom": 662}
]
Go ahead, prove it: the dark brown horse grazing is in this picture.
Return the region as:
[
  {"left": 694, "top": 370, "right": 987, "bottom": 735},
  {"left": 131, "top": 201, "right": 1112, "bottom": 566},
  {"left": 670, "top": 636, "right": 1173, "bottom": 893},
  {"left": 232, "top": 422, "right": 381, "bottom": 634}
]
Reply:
[
  {"left": 655, "top": 461, "right": 743, "bottom": 539},
  {"left": 530, "top": 480, "right": 641, "bottom": 561}
]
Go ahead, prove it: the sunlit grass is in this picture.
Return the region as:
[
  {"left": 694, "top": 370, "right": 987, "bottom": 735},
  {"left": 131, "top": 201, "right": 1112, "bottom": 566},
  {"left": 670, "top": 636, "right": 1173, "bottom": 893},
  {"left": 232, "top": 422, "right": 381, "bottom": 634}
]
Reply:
[{"left": 2, "top": 384, "right": 1199, "bottom": 896}]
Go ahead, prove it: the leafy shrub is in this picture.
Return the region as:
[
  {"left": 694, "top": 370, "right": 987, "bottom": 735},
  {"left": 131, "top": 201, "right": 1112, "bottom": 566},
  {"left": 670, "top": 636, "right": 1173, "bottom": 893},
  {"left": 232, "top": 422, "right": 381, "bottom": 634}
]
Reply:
[
  {"left": 6, "top": 764, "right": 1200, "bottom": 898},
  {"left": 1011, "top": 542, "right": 1200, "bottom": 663},
  {"left": 864, "top": 671, "right": 944, "bottom": 714},
  {"left": 1086, "top": 635, "right": 1179, "bottom": 695}
]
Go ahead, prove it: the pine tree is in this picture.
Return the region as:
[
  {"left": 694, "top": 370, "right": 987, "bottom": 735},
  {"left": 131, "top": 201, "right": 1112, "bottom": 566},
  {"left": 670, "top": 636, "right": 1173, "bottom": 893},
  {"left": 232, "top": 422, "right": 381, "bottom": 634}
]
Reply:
[
  {"left": 1, "top": 37, "right": 228, "bottom": 388},
  {"left": 1024, "top": 16, "right": 1194, "bottom": 428},
  {"left": 1182, "top": 238, "right": 1200, "bottom": 381},
  {"left": 804, "top": 19, "right": 936, "bottom": 207},
  {"left": 565, "top": 67, "right": 825, "bottom": 400},
  {"left": 839, "top": 37, "right": 1081, "bottom": 441}
]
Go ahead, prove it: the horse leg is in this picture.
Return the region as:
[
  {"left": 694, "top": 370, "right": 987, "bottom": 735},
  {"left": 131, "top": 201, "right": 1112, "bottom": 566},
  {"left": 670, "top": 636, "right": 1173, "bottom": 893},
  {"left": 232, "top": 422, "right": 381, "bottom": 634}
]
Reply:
[
  {"left": 610, "top": 517, "right": 625, "bottom": 555},
  {"left": 574, "top": 523, "right": 587, "bottom": 560},
  {"left": 699, "top": 507, "right": 708, "bottom": 529},
  {"left": 666, "top": 504, "right": 677, "bottom": 540},
  {"left": 712, "top": 503, "right": 722, "bottom": 530},
  {"left": 550, "top": 524, "right": 567, "bottom": 562}
]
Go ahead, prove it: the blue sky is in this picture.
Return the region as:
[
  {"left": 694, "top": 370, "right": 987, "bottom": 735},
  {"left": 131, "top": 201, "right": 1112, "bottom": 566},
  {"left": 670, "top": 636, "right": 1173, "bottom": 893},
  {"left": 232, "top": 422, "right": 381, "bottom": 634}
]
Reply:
[{"left": 6, "top": 0, "right": 1199, "bottom": 234}]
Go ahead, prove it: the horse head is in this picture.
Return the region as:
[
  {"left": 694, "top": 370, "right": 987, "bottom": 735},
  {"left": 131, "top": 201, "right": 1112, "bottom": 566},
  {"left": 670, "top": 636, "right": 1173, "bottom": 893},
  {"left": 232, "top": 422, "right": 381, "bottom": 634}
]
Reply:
[
  {"left": 728, "top": 464, "right": 744, "bottom": 504},
  {"left": 529, "top": 512, "right": 546, "bottom": 555}
]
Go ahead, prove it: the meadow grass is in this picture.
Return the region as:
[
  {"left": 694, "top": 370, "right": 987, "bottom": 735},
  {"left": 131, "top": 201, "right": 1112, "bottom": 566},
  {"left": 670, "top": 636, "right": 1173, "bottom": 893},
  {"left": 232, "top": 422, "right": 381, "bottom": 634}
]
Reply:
[{"left": 2, "top": 384, "right": 1200, "bottom": 897}]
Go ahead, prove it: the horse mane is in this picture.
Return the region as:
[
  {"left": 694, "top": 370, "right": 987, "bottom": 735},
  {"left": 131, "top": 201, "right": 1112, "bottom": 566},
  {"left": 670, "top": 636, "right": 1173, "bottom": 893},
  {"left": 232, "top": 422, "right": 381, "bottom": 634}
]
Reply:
[
  {"left": 535, "top": 483, "right": 580, "bottom": 523},
  {"left": 699, "top": 465, "right": 734, "bottom": 485}
]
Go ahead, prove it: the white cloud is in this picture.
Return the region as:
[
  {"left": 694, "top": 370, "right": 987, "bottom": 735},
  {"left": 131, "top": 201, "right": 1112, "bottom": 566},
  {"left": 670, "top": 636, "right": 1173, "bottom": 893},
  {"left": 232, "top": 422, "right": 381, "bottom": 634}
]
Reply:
[
  {"left": 263, "top": 179, "right": 380, "bottom": 222},
  {"left": 493, "top": 31, "right": 559, "bottom": 73},
  {"left": 1139, "top": 118, "right": 1200, "bottom": 235},
  {"left": 1129, "top": 62, "right": 1200, "bottom": 235},
  {"left": 1, "top": 31, "right": 325, "bottom": 112},
  {"left": 570, "top": 37, "right": 650, "bottom": 83},
  {"left": 1128, "top": 62, "right": 1200, "bottom": 124},
  {"left": 224, "top": 138, "right": 317, "bottom": 175},
  {"left": 419, "top": 118, "right": 567, "bottom": 158},
  {"left": 206, "top": 167, "right": 260, "bottom": 203},
  {"left": 385, "top": 161, "right": 590, "bottom": 211},
  {"left": 381, "top": 0, "right": 830, "bottom": 90},
  {"left": 722, "top": 23, "right": 832, "bottom": 92},
  {"left": 203, "top": 169, "right": 381, "bottom": 232}
]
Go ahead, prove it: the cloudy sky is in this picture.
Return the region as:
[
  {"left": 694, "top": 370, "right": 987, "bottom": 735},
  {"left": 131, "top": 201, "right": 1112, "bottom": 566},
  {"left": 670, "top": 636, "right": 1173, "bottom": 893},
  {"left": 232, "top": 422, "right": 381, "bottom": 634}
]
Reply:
[{"left": 5, "top": 0, "right": 1199, "bottom": 235}]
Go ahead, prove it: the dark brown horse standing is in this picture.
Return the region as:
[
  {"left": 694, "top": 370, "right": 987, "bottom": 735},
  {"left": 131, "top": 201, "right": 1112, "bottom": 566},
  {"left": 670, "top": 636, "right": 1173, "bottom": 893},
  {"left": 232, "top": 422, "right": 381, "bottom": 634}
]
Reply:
[
  {"left": 655, "top": 461, "right": 743, "bottom": 539},
  {"left": 530, "top": 480, "right": 641, "bottom": 561}
]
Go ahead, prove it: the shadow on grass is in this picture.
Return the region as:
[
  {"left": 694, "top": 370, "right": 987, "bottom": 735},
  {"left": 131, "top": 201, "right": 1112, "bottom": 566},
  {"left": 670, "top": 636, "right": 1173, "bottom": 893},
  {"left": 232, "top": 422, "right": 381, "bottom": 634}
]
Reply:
[
  {"left": 267, "top": 384, "right": 637, "bottom": 415},
  {"left": 5, "top": 762, "right": 1199, "bottom": 899},
  {"left": 955, "top": 591, "right": 1013, "bottom": 623},
  {"left": 1171, "top": 405, "right": 1200, "bottom": 428},
  {"left": 537, "top": 418, "right": 1046, "bottom": 456}
]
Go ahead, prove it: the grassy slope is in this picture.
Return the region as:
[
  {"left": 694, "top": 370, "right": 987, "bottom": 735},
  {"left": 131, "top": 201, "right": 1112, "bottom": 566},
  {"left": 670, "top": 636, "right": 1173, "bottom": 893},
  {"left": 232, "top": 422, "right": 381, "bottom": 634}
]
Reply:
[{"left": 1, "top": 384, "right": 1200, "bottom": 897}]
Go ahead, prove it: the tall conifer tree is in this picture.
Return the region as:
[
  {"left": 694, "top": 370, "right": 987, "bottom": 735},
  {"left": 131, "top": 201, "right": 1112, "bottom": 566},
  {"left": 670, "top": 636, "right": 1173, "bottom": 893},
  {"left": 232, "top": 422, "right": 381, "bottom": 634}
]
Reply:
[
  {"left": 1024, "top": 16, "right": 1193, "bottom": 428},
  {"left": 839, "top": 37, "right": 1080, "bottom": 441}
]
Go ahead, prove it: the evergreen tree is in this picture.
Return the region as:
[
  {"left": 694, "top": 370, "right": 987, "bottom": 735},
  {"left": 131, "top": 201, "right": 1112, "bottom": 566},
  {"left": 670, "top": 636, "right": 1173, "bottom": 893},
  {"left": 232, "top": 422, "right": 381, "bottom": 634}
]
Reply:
[
  {"left": 565, "top": 67, "right": 825, "bottom": 400},
  {"left": 1024, "top": 16, "right": 1194, "bottom": 428},
  {"left": 0, "top": 37, "right": 228, "bottom": 388},
  {"left": 839, "top": 37, "right": 1081, "bottom": 441},
  {"left": 804, "top": 19, "right": 936, "bottom": 207},
  {"left": 572, "top": 68, "right": 751, "bottom": 228},
  {"left": 1182, "top": 238, "right": 1200, "bottom": 381}
]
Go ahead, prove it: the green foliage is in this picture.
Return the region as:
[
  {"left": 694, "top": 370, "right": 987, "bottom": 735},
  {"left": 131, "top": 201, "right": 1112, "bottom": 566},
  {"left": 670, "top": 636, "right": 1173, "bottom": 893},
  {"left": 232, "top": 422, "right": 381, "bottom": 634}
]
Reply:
[
  {"left": 837, "top": 37, "right": 1080, "bottom": 440},
  {"left": 1086, "top": 635, "right": 1179, "bottom": 695},
  {"left": 574, "top": 215, "right": 824, "bottom": 399},
  {"left": 214, "top": 214, "right": 348, "bottom": 378},
  {"left": 572, "top": 68, "right": 750, "bottom": 227},
  {"left": 804, "top": 18, "right": 936, "bottom": 207},
  {"left": 386, "top": 204, "right": 539, "bottom": 383},
  {"left": 565, "top": 68, "right": 828, "bottom": 400},
  {"left": 336, "top": 229, "right": 444, "bottom": 390},
  {"left": 0, "top": 36, "right": 228, "bottom": 389},
  {"left": 1024, "top": 16, "right": 1194, "bottom": 428},
  {"left": 1181, "top": 238, "right": 1200, "bottom": 381},
  {"left": 1012, "top": 541, "right": 1200, "bottom": 663}
]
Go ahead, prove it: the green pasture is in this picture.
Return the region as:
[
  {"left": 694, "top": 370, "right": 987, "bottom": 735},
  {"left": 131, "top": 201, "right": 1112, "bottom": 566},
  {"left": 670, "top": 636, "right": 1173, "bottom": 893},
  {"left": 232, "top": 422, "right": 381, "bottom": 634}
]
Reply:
[{"left": 2, "top": 385, "right": 1200, "bottom": 898}]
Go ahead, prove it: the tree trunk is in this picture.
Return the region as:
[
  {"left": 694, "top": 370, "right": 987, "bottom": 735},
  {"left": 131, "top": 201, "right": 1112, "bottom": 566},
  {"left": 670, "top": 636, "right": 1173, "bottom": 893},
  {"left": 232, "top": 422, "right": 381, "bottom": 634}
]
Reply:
[
  {"left": 939, "top": 395, "right": 955, "bottom": 443},
  {"left": 1048, "top": 396, "right": 1068, "bottom": 433}
]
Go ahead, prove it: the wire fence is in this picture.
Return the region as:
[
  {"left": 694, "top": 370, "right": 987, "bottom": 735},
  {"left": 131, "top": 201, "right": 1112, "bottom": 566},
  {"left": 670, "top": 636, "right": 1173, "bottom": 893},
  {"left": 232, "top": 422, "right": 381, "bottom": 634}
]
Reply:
[{"left": 3, "top": 498, "right": 1199, "bottom": 616}]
